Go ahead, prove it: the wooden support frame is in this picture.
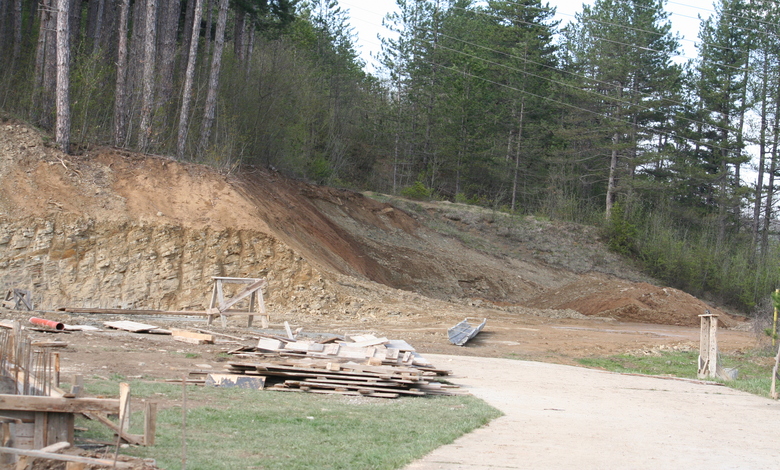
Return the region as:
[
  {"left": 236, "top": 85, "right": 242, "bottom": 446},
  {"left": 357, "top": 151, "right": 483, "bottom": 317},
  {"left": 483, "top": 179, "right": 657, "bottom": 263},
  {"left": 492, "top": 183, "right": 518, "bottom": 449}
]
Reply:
[
  {"left": 698, "top": 312, "right": 719, "bottom": 379},
  {"left": 207, "top": 277, "right": 268, "bottom": 328}
]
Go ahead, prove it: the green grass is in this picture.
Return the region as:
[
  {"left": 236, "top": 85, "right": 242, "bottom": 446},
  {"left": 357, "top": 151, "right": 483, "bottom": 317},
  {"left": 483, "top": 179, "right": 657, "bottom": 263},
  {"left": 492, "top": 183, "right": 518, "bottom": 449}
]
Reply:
[
  {"left": 577, "top": 349, "right": 776, "bottom": 398},
  {"left": 77, "top": 377, "right": 502, "bottom": 470}
]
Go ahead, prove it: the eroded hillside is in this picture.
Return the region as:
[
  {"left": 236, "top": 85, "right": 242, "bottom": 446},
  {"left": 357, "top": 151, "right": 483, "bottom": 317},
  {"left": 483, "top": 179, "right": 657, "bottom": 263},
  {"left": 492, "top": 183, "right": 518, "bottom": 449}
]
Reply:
[{"left": 0, "top": 120, "right": 739, "bottom": 328}]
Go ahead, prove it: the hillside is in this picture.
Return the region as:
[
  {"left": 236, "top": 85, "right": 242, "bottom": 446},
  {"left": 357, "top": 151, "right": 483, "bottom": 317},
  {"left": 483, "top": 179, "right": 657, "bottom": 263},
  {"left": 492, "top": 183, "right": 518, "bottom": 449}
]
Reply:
[{"left": 0, "top": 120, "right": 744, "bottom": 345}]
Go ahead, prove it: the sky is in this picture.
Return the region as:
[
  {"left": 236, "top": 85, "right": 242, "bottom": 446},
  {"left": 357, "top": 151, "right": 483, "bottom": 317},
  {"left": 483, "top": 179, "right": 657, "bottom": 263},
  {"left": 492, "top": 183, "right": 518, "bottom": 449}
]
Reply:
[{"left": 338, "top": 0, "right": 717, "bottom": 75}]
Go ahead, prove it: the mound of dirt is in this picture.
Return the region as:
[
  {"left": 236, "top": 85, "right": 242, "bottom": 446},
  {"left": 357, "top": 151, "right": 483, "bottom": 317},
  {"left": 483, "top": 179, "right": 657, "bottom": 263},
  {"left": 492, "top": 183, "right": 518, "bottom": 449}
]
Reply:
[{"left": 0, "top": 119, "right": 741, "bottom": 329}]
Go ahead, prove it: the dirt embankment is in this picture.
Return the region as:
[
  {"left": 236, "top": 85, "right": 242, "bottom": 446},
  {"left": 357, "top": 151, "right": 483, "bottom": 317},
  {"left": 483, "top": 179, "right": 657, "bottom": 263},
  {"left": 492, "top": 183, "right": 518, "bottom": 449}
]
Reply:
[{"left": 0, "top": 120, "right": 741, "bottom": 330}]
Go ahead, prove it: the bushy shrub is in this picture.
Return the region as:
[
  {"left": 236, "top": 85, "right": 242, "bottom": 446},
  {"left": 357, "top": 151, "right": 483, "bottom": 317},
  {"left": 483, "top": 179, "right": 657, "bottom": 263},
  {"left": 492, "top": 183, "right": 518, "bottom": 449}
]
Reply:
[{"left": 401, "top": 181, "right": 432, "bottom": 200}]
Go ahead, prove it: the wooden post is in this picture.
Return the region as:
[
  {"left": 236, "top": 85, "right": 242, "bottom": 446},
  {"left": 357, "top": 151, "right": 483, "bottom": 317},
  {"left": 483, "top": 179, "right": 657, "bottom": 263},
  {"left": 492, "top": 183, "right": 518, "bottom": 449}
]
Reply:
[
  {"left": 52, "top": 352, "right": 60, "bottom": 388},
  {"left": 698, "top": 311, "right": 719, "bottom": 379},
  {"left": 774, "top": 289, "right": 778, "bottom": 347},
  {"left": 118, "top": 383, "right": 130, "bottom": 433},
  {"left": 771, "top": 343, "right": 780, "bottom": 399},
  {"left": 144, "top": 402, "right": 157, "bottom": 446}
]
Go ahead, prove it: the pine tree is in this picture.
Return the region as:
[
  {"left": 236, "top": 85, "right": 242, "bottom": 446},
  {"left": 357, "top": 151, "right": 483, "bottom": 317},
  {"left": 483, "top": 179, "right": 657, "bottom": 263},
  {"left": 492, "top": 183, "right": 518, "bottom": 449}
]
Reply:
[{"left": 563, "top": 0, "right": 681, "bottom": 218}]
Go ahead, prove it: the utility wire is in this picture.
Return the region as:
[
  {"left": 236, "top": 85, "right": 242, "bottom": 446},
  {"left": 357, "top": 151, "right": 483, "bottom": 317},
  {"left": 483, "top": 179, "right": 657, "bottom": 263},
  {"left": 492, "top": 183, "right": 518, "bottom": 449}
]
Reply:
[
  {"left": 432, "top": 40, "right": 737, "bottom": 147},
  {"left": 431, "top": 58, "right": 729, "bottom": 153}
]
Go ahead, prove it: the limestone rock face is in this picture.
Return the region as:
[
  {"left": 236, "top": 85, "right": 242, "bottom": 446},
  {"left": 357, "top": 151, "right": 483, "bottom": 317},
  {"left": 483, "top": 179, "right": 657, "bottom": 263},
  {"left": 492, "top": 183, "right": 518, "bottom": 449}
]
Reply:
[{"left": 0, "top": 216, "right": 318, "bottom": 311}]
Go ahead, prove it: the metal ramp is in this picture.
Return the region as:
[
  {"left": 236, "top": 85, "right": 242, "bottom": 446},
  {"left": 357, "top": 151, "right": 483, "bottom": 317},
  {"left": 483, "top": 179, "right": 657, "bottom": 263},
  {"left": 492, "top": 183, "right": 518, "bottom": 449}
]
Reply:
[{"left": 448, "top": 318, "right": 487, "bottom": 346}]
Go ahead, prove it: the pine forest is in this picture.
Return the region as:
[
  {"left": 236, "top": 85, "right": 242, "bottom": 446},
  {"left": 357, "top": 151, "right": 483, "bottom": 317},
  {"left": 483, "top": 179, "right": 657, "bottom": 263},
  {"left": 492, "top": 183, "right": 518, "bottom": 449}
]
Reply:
[{"left": 1, "top": 0, "right": 779, "bottom": 313}]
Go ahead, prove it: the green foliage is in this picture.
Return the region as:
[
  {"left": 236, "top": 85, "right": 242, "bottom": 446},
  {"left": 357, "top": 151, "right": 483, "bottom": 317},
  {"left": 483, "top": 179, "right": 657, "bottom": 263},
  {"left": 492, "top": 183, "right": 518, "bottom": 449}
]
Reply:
[
  {"left": 308, "top": 156, "right": 333, "bottom": 184},
  {"left": 605, "top": 203, "right": 638, "bottom": 256},
  {"left": 400, "top": 180, "right": 432, "bottom": 200}
]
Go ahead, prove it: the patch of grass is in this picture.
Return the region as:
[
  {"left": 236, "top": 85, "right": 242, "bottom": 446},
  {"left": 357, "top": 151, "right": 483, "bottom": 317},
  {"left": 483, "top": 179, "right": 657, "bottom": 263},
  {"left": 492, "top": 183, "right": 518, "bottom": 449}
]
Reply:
[
  {"left": 578, "top": 351, "right": 700, "bottom": 378},
  {"left": 578, "top": 349, "right": 777, "bottom": 398},
  {"left": 78, "top": 380, "right": 502, "bottom": 470}
]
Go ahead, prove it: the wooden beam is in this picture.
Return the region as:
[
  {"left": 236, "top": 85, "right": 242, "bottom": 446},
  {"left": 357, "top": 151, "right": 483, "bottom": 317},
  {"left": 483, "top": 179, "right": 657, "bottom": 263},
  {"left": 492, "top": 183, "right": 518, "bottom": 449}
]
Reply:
[
  {"left": 0, "top": 446, "right": 134, "bottom": 468},
  {"left": 57, "top": 307, "right": 209, "bottom": 316},
  {"left": 0, "top": 395, "right": 119, "bottom": 414},
  {"left": 82, "top": 413, "right": 144, "bottom": 446}
]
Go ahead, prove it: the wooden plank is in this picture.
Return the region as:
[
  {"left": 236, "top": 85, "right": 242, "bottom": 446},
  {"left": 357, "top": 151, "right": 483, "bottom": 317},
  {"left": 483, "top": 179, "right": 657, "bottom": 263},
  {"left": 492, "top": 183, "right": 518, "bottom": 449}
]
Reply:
[
  {"left": 211, "top": 277, "right": 262, "bottom": 282},
  {"left": 58, "top": 307, "right": 209, "bottom": 316},
  {"left": 286, "top": 380, "right": 425, "bottom": 396},
  {"left": 0, "top": 395, "right": 119, "bottom": 414},
  {"left": 0, "top": 446, "right": 134, "bottom": 468},
  {"left": 103, "top": 321, "right": 159, "bottom": 333},
  {"left": 82, "top": 413, "right": 144, "bottom": 446},
  {"left": 40, "top": 441, "right": 70, "bottom": 453},
  {"left": 172, "top": 330, "right": 214, "bottom": 344},
  {"left": 118, "top": 383, "right": 130, "bottom": 433},
  {"left": 196, "top": 329, "right": 246, "bottom": 341},
  {"left": 218, "top": 279, "right": 266, "bottom": 312},
  {"left": 257, "top": 338, "right": 284, "bottom": 351},
  {"left": 345, "top": 337, "right": 389, "bottom": 348}
]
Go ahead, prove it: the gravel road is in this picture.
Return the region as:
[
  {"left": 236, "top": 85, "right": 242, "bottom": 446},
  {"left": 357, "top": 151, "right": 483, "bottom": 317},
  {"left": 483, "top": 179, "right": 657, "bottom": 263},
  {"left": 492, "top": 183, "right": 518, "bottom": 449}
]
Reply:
[{"left": 405, "top": 355, "right": 780, "bottom": 470}]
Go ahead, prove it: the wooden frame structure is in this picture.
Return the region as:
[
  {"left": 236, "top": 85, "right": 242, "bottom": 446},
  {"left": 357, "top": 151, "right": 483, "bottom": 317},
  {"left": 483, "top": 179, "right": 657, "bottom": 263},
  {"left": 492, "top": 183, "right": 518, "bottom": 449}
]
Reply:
[
  {"left": 698, "top": 312, "right": 718, "bottom": 379},
  {"left": 207, "top": 277, "right": 268, "bottom": 328}
]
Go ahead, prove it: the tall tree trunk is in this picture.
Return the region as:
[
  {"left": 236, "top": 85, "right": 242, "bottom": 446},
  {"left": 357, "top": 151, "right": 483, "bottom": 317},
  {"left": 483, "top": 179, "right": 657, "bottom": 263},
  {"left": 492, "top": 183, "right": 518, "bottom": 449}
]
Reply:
[
  {"left": 605, "top": 132, "right": 619, "bottom": 220},
  {"left": 233, "top": 7, "right": 245, "bottom": 62},
  {"left": 156, "top": 0, "right": 181, "bottom": 107},
  {"left": 69, "top": 0, "right": 82, "bottom": 48},
  {"left": 137, "top": 0, "right": 157, "bottom": 152},
  {"left": 42, "top": 0, "right": 57, "bottom": 129},
  {"left": 0, "top": 0, "right": 7, "bottom": 58},
  {"left": 245, "top": 23, "right": 254, "bottom": 73},
  {"left": 55, "top": 0, "right": 70, "bottom": 153},
  {"left": 180, "top": 0, "right": 195, "bottom": 73},
  {"left": 762, "top": 87, "right": 780, "bottom": 253},
  {"left": 12, "top": 0, "right": 21, "bottom": 60},
  {"left": 176, "top": 0, "right": 203, "bottom": 159},
  {"left": 752, "top": 54, "right": 769, "bottom": 246},
  {"left": 198, "top": 0, "right": 227, "bottom": 153},
  {"left": 204, "top": 0, "right": 213, "bottom": 59},
  {"left": 92, "top": 0, "right": 105, "bottom": 53},
  {"left": 511, "top": 98, "right": 525, "bottom": 212},
  {"left": 113, "top": 0, "right": 130, "bottom": 146}
]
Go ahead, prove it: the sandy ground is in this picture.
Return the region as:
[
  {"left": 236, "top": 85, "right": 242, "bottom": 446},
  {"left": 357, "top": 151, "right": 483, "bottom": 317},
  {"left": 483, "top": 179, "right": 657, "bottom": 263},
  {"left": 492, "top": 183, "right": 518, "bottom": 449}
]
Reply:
[{"left": 405, "top": 354, "right": 780, "bottom": 470}]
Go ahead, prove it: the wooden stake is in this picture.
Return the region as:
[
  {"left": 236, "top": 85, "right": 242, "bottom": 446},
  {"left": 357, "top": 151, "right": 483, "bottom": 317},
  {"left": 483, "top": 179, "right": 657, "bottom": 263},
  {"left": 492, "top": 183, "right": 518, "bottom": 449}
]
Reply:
[
  {"left": 52, "top": 352, "right": 60, "bottom": 388},
  {"left": 118, "top": 383, "right": 130, "bottom": 432},
  {"left": 771, "top": 343, "right": 780, "bottom": 399},
  {"left": 182, "top": 375, "right": 188, "bottom": 470},
  {"left": 144, "top": 402, "right": 157, "bottom": 446}
]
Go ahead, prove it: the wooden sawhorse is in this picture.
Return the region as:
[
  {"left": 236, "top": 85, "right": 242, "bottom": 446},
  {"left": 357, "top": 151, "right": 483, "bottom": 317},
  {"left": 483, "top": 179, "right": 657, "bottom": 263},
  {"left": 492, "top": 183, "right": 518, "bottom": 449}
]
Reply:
[{"left": 207, "top": 277, "right": 268, "bottom": 328}]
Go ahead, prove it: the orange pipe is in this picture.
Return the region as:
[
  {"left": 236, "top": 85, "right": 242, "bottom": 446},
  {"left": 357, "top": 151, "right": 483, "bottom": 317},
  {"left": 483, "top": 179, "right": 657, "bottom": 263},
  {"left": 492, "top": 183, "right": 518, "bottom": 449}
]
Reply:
[{"left": 29, "top": 317, "right": 64, "bottom": 330}]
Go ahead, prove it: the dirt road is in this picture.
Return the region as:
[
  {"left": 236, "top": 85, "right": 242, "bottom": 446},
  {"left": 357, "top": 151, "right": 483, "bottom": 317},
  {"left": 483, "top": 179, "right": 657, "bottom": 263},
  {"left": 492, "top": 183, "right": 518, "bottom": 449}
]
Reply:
[{"left": 404, "top": 355, "right": 780, "bottom": 469}]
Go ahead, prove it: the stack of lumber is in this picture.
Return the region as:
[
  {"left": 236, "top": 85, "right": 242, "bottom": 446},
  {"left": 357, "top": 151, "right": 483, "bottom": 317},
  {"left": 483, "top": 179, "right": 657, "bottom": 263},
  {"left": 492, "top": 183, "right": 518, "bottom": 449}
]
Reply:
[{"left": 210, "top": 334, "right": 461, "bottom": 398}]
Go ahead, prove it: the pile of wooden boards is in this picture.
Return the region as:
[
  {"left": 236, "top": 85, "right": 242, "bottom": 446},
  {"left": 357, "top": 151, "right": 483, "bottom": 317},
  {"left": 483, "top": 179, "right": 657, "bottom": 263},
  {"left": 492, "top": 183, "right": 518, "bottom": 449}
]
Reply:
[{"left": 200, "top": 334, "right": 462, "bottom": 399}]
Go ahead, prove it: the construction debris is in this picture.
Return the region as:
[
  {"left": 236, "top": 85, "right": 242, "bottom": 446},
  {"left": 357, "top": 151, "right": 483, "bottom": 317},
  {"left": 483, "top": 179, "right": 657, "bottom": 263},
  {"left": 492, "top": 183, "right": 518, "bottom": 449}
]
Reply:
[
  {"left": 448, "top": 318, "right": 487, "bottom": 346},
  {"left": 29, "top": 317, "right": 64, "bottom": 330},
  {"left": 0, "top": 322, "right": 158, "bottom": 464},
  {"left": 172, "top": 330, "right": 214, "bottom": 344},
  {"left": 103, "top": 321, "right": 171, "bottom": 335},
  {"left": 195, "top": 334, "right": 462, "bottom": 398}
]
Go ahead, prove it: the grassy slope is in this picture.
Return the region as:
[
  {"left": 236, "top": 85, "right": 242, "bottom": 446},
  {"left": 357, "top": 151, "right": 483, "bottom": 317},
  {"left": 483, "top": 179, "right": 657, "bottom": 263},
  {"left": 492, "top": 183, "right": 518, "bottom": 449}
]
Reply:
[{"left": 79, "top": 377, "right": 502, "bottom": 470}]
